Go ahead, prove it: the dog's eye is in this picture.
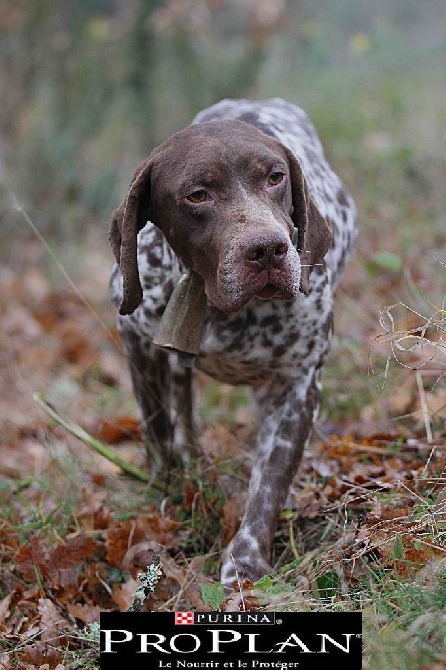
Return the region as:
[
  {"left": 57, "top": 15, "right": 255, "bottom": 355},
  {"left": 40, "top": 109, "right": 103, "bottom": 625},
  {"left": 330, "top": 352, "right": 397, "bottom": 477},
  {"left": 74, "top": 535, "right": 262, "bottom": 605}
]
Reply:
[
  {"left": 186, "top": 190, "right": 209, "bottom": 203},
  {"left": 267, "top": 172, "right": 285, "bottom": 186}
]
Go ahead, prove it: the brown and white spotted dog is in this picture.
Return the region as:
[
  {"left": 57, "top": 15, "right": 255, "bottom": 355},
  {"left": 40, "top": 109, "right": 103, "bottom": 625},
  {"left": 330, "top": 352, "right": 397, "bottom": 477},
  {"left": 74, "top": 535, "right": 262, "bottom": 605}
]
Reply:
[{"left": 109, "top": 98, "right": 357, "bottom": 584}]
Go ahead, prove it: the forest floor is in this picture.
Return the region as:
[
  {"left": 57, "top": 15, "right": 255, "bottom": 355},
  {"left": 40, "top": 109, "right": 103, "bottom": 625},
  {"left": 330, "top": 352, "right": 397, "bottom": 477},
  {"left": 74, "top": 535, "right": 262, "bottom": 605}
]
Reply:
[{"left": 0, "top": 215, "right": 445, "bottom": 668}]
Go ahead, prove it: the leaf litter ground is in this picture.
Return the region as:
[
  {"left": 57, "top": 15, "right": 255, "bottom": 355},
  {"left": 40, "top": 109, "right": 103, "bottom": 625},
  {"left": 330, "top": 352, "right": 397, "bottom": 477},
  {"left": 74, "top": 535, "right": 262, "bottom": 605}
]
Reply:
[{"left": 0, "top": 237, "right": 445, "bottom": 669}]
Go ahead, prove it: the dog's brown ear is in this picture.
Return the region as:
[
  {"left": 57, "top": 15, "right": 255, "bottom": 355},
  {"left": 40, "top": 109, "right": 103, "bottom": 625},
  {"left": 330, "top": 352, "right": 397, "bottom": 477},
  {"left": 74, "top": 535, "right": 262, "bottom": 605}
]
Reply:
[
  {"left": 109, "top": 157, "right": 153, "bottom": 315},
  {"left": 282, "top": 146, "right": 333, "bottom": 295}
]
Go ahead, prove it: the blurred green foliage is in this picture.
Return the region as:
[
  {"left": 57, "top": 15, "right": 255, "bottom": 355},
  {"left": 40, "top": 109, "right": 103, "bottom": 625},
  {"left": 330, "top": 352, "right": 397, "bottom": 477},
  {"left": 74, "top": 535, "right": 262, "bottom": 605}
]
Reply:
[{"left": 0, "top": 0, "right": 445, "bottom": 244}]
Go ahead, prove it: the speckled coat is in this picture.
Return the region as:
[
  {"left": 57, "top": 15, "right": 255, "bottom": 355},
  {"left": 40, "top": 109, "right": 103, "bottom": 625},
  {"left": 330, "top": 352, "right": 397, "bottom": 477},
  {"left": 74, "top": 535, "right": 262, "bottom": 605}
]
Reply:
[{"left": 109, "top": 98, "right": 357, "bottom": 584}]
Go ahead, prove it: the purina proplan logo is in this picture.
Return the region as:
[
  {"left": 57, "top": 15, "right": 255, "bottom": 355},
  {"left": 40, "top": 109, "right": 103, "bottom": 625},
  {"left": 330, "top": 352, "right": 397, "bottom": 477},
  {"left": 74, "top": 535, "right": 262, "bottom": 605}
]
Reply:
[
  {"left": 103, "top": 625, "right": 356, "bottom": 655},
  {"left": 100, "top": 611, "right": 363, "bottom": 669}
]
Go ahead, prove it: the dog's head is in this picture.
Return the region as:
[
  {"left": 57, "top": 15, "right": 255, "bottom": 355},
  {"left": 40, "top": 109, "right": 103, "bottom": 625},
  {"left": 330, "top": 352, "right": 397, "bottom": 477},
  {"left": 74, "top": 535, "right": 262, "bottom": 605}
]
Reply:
[{"left": 109, "top": 120, "right": 332, "bottom": 315}]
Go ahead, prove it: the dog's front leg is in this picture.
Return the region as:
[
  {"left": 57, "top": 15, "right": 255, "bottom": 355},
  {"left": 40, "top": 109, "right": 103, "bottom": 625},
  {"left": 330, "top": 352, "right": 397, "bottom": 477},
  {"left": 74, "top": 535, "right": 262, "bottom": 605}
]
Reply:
[
  {"left": 221, "top": 369, "right": 323, "bottom": 584},
  {"left": 117, "top": 326, "right": 196, "bottom": 471}
]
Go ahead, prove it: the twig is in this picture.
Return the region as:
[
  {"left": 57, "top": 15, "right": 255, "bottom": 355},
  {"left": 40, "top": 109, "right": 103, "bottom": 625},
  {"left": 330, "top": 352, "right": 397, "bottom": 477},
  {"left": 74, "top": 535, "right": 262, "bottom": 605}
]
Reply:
[
  {"left": 231, "top": 554, "right": 246, "bottom": 611},
  {"left": 415, "top": 372, "right": 433, "bottom": 444},
  {"left": 33, "top": 392, "right": 164, "bottom": 489},
  {"left": 288, "top": 517, "right": 300, "bottom": 562}
]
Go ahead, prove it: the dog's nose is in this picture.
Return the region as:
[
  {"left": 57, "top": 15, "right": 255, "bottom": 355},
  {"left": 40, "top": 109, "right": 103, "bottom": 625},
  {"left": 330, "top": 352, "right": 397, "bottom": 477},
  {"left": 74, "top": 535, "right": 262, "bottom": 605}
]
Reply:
[{"left": 244, "top": 236, "right": 288, "bottom": 270}]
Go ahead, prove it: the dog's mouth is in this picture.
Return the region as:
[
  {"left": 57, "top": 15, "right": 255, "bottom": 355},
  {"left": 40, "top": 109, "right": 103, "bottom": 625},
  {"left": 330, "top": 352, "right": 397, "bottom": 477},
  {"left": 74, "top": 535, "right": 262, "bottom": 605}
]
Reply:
[
  {"left": 256, "top": 282, "right": 282, "bottom": 300},
  {"left": 207, "top": 256, "right": 301, "bottom": 312},
  {"left": 207, "top": 279, "right": 298, "bottom": 313}
]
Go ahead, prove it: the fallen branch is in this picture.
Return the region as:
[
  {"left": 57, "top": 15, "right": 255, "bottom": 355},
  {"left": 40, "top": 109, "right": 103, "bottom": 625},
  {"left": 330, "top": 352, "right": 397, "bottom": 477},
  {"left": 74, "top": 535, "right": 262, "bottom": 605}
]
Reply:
[
  {"left": 128, "top": 550, "right": 163, "bottom": 612},
  {"left": 33, "top": 392, "right": 164, "bottom": 490}
]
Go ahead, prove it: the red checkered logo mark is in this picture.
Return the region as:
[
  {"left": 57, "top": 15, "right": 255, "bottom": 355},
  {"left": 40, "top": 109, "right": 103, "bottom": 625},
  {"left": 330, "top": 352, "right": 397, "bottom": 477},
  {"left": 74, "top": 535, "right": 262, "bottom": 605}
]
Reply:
[{"left": 175, "top": 612, "right": 195, "bottom": 625}]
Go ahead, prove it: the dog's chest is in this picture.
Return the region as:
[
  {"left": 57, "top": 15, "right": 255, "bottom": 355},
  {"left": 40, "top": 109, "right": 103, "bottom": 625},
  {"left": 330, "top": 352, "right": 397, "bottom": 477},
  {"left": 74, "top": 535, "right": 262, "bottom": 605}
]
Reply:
[{"left": 196, "top": 285, "right": 331, "bottom": 385}]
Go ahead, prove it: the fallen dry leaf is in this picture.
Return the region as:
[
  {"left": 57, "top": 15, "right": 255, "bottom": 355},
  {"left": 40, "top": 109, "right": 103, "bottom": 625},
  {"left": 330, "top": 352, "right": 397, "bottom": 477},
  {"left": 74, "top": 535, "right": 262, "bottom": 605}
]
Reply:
[
  {"left": 22, "top": 642, "right": 62, "bottom": 669},
  {"left": 38, "top": 598, "right": 71, "bottom": 644},
  {"left": 66, "top": 602, "right": 100, "bottom": 624},
  {"left": 222, "top": 580, "right": 262, "bottom": 612},
  {"left": 16, "top": 537, "right": 50, "bottom": 582},
  {"left": 161, "top": 553, "right": 208, "bottom": 611},
  {"left": 0, "top": 652, "right": 14, "bottom": 669},
  {"left": 0, "top": 594, "right": 12, "bottom": 629},
  {"left": 97, "top": 416, "right": 141, "bottom": 444},
  {"left": 50, "top": 533, "right": 97, "bottom": 571}
]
